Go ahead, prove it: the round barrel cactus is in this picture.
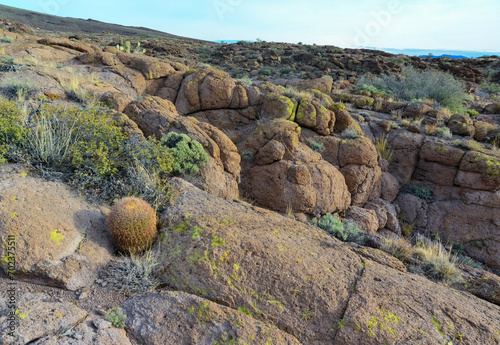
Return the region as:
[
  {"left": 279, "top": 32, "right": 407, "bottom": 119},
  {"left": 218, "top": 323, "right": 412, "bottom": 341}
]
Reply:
[{"left": 107, "top": 197, "right": 158, "bottom": 254}]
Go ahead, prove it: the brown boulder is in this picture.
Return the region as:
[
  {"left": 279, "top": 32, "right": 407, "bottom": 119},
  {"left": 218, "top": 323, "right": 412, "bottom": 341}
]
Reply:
[
  {"left": 334, "top": 109, "right": 355, "bottom": 133},
  {"left": 299, "top": 128, "right": 341, "bottom": 166},
  {"left": 255, "top": 140, "right": 286, "bottom": 165},
  {"left": 335, "top": 262, "right": 500, "bottom": 344},
  {"left": 340, "top": 164, "right": 382, "bottom": 206},
  {"left": 344, "top": 206, "right": 379, "bottom": 233},
  {"left": 455, "top": 151, "right": 500, "bottom": 191},
  {"left": 156, "top": 70, "right": 185, "bottom": 103},
  {"left": 286, "top": 77, "right": 333, "bottom": 93},
  {"left": 116, "top": 52, "right": 176, "bottom": 80},
  {"left": 414, "top": 160, "right": 458, "bottom": 186},
  {"left": 448, "top": 113, "right": 475, "bottom": 137},
  {"left": 380, "top": 172, "right": 400, "bottom": 203},
  {"left": 338, "top": 137, "right": 378, "bottom": 168},
  {"left": 396, "top": 193, "right": 428, "bottom": 228},
  {"left": 120, "top": 291, "right": 301, "bottom": 345},
  {"left": 419, "top": 141, "right": 466, "bottom": 166},
  {"left": 261, "top": 93, "right": 297, "bottom": 121},
  {"left": 158, "top": 179, "right": 500, "bottom": 344},
  {"left": 0, "top": 165, "right": 113, "bottom": 291},
  {"left": 295, "top": 99, "right": 335, "bottom": 135},
  {"left": 124, "top": 96, "right": 241, "bottom": 199},
  {"left": 389, "top": 132, "right": 425, "bottom": 183},
  {"left": 246, "top": 160, "right": 351, "bottom": 215},
  {"left": 427, "top": 200, "right": 500, "bottom": 274},
  {"left": 484, "top": 103, "right": 500, "bottom": 114},
  {"left": 199, "top": 70, "right": 238, "bottom": 110},
  {"left": 403, "top": 103, "right": 433, "bottom": 118}
]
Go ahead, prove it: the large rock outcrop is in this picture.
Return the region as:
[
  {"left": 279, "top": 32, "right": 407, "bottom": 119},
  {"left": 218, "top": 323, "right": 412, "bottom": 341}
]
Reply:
[
  {"left": 157, "top": 179, "right": 500, "bottom": 344},
  {"left": 123, "top": 96, "right": 241, "bottom": 200},
  {"left": 0, "top": 165, "right": 113, "bottom": 291}
]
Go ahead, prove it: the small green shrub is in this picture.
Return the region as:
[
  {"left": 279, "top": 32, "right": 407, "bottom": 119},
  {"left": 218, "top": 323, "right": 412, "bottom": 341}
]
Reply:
[
  {"left": 0, "top": 99, "right": 29, "bottom": 163},
  {"left": 402, "top": 183, "right": 433, "bottom": 200},
  {"left": 434, "top": 126, "right": 452, "bottom": 139},
  {"left": 312, "top": 213, "right": 365, "bottom": 245},
  {"left": 467, "top": 110, "right": 479, "bottom": 116},
  {"left": 310, "top": 141, "right": 325, "bottom": 153},
  {"left": 1, "top": 36, "right": 14, "bottom": 43},
  {"left": 107, "top": 197, "right": 158, "bottom": 254},
  {"left": 161, "top": 132, "right": 208, "bottom": 175},
  {"left": 259, "top": 67, "right": 273, "bottom": 76},
  {"left": 342, "top": 129, "right": 360, "bottom": 139},
  {"left": 105, "top": 307, "right": 127, "bottom": 328}
]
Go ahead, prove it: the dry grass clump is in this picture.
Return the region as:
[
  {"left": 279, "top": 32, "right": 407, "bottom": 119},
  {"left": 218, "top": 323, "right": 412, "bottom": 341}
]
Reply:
[
  {"left": 281, "top": 86, "right": 314, "bottom": 101},
  {"left": 381, "top": 234, "right": 463, "bottom": 284},
  {"left": 374, "top": 135, "right": 394, "bottom": 162},
  {"left": 424, "top": 124, "right": 437, "bottom": 135},
  {"left": 381, "top": 236, "right": 413, "bottom": 262},
  {"left": 101, "top": 249, "right": 160, "bottom": 293},
  {"left": 413, "top": 236, "right": 463, "bottom": 284}
]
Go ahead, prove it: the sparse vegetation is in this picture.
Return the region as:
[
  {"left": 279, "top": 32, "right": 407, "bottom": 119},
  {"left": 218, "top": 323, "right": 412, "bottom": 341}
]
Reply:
[
  {"left": 102, "top": 249, "right": 160, "bottom": 293},
  {"left": 309, "top": 141, "right": 325, "bottom": 153},
  {"left": 105, "top": 306, "right": 127, "bottom": 328},
  {"left": 311, "top": 213, "right": 365, "bottom": 245},
  {"left": 358, "top": 66, "right": 472, "bottom": 113},
  {"left": 434, "top": 126, "right": 453, "bottom": 139},
  {"left": 281, "top": 86, "right": 313, "bottom": 101},
  {"left": 1, "top": 80, "right": 40, "bottom": 101},
  {"left": 342, "top": 129, "right": 360, "bottom": 139},
  {"left": 381, "top": 235, "right": 463, "bottom": 284},
  {"left": 401, "top": 183, "right": 433, "bottom": 200},
  {"left": 1, "top": 36, "right": 14, "bottom": 43},
  {"left": 374, "top": 135, "right": 394, "bottom": 162},
  {"left": 161, "top": 132, "right": 208, "bottom": 176}
]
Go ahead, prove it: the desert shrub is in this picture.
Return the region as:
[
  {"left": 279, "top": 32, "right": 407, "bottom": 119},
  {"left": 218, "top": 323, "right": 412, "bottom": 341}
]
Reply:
[
  {"left": 310, "top": 141, "right": 325, "bottom": 153},
  {"left": 107, "top": 197, "right": 158, "bottom": 254},
  {"left": 0, "top": 99, "right": 29, "bottom": 163},
  {"left": 480, "top": 81, "right": 500, "bottom": 95},
  {"left": 105, "top": 307, "right": 127, "bottom": 328},
  {"left": 161, "top": 132, "right": 208, "bottom": 175},
  {"left": 0, "top": 100, "right": 175, "bottom": 208},
  {"left": 1, "top": 81, "right": 40, "bottom": 101},
  {"left": 259, "top": 66, "right": 273, "bottom": 76},
  {"left": 1, "top": 36, "right": 14, "bottom": 43},
  {"left": 358, "top": 67, "right": 471, "bottom": 113},
  {"left": 467, "top": 110, "right": 479, "bottom": 116},
  {"left": 401, "top": 183, "right": 433, "bottom": 200},
  {"left": 434, "top": 126, "right": 453, "bottom": 139},
  {"left": 312, "top": 213, "right": 365, "bottom": 245},
  {"left": 374, "top": 135, "right": 393, "bottom": 162},
  {"left": 342, "top": 129, "right": 360, "bottom": 139},
  {"left": 281, "top": 86, "right": 313, "bottom": 101},
  {"left": 102, "top": 249, "right": 160, "bottom": 293},
  {"left": 231, "top": 70, "right": 249, "bottom": 79}
]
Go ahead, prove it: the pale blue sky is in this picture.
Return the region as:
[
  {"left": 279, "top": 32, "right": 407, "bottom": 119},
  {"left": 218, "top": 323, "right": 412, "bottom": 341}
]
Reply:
[{"left": 1, "top": 0, "right": 499, "bottom": 52}]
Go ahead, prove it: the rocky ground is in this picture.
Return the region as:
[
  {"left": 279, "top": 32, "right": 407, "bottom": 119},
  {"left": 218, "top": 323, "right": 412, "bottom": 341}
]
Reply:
[{"left": 0, "top": 14, "right": 499, "bottom": 345}]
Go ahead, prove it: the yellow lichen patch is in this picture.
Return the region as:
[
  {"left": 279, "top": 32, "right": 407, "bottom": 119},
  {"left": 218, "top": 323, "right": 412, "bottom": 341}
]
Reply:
[{"left": 49, "top": 230, "right": 64, "bottom": 244}]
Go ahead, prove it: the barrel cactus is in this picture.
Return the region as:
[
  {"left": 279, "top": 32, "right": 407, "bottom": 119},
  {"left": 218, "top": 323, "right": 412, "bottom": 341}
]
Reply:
[{"left": 107, "top": 197, "right": 158, "bottom": 254}]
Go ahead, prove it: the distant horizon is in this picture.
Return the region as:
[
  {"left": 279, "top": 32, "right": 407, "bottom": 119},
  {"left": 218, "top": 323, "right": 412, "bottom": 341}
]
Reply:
[
  {"left": 214, "top": 40, "right": 500, "bottom": 58},
  {"left": 1, "top": 1, "right": 499, "bottom": 52}
]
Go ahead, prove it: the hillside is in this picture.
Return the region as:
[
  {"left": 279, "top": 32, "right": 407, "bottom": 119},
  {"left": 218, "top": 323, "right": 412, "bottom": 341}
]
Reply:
[
  {"left": 0, "top": 9, "right": 500, "bottom": 345},
  {"left": 0, "top": 4, "right": 204, "bottom": 40}
]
